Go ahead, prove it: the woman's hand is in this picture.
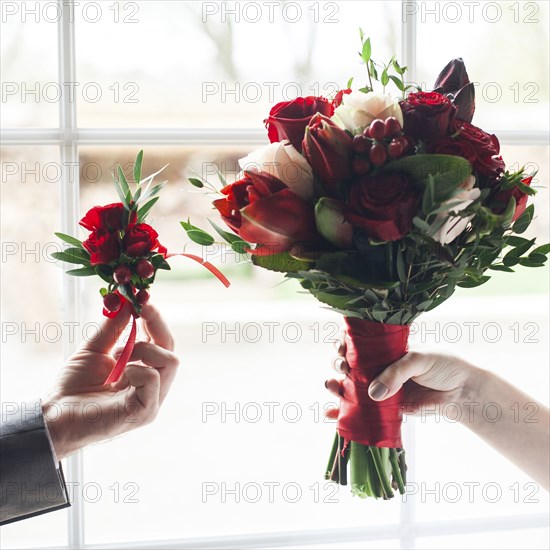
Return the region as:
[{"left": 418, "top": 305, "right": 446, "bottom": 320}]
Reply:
[{"left": 326, "top": 336, "right": 477, "bottom": 417}]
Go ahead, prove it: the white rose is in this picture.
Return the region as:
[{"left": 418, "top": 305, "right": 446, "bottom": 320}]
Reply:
[
  {"left": 432, "top": 176, "right": 480, "bottom": 244},
  {"left": 333, "top": 91, "right": 403, "bottom": 134},
  {"left": 238, "top": 142, "right": 314, "bottom": 200}
]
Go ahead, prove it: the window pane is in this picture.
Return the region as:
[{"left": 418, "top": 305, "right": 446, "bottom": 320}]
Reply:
[
  {"left": 416, "top": 528, "right": 550, "bottom": 550},
  {"left": 76, "top": 1, "right": 401, "bottom": 127},
  {"left": 77, "top": 146, "right": 401, "bottom": 544},
  {"left": 415, "top": 0, "right": 549, "bottom": 132},
  {"left": 0, "top": 146, "right": 67, "bottom": 546},
  {"left": 0, "top": 4, "right": 58, "bottom": 127}
]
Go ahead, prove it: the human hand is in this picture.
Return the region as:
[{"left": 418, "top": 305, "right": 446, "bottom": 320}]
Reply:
[
  {"left": 41, "top": 302, "right": 179, "bottom": 459},
  {"left": 326, "top": 334, "right": 479, "bottom": 416}
]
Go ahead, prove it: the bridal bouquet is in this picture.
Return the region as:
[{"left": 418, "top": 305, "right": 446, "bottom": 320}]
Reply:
[
  {"left": 183, "top": 36, "right": 548, "bottom": 499},
  {"left": 53, "top": 152, "right": 229, "bottom": 384}
]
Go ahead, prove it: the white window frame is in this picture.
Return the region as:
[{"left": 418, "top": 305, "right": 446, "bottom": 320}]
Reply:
[{"left": 0, "top": 1, "right": 547, "bottom": 548}]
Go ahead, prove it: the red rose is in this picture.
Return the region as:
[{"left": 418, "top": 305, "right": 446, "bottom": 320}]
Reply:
[
  {"left": 302, "top": 113, "right": 353, "bottom": 197},
  {"left": 123, "top": 223, "right": 161, "bottom": 256},
  {"left": 332, "top": 88, "right": 352, "bottom": 108},
  {"left": 400, "top": 91, "right": 456, "bottom": 140},
  {"left": 344, "top": 173, "right": 419, "bottom": 242},
  {"left": 264, "top": 96, "right": 334, "bottom": 152},
  {"left": 83, "top": 229, "right": 120, "bottom": 265},
  {"left": 80, "top": 203, "right": 124, "bottom": 232},
  {"left": 213, "top": 170, "right": 317, "bottom": 255},
  {"left": 427, "top": 120, "right": 505, "bottom": 180},
  {"left": 493, "top": 176, "right": 532, "bottom": 221}
]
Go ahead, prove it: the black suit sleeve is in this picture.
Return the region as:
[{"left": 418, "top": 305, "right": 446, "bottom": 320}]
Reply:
[{"left": 1, "top": 400, "right": 70, "bottom": 525}]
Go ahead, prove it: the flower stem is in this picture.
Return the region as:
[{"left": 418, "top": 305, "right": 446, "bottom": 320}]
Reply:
[
  {"left": 369, "top": 446, "right": 393, "bottom": 499},
  {"left": 389, "top": 448, "right": 406, "bottom": 494},
  {"left": 325, "top": 432, "right": 339, "bottom": 480}
]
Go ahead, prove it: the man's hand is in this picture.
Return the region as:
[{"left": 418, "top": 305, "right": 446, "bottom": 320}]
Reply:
[{"left": 42, "top": 302, "right": 179, "bottom": 460}]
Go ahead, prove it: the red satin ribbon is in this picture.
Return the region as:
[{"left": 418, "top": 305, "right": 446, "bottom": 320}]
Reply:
[
  {"left": 104, "top": 312, "right": 138, "bottom": 385},
  {"left": 102, "top": 252, "right": 230, "bottom": 385},
  {"left": 337, "top": 317, "right": 410, "bottom": 448}
]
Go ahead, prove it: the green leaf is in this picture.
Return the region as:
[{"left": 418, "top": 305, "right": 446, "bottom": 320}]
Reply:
[
  {"left": 209, "top": 220, "right": 249, "bottom": 254},
  {"left": 362, "top": 37, "right": 371, "bottom": 63},
  {"left": 137, "top": 196, "right": 159, "bottom": 222},
  {"left": 252, "top": 252, "right": 311, "bottom": 273},
  {"left": 528, "top": 252, "right": 548, "bottom": 264},
  {"left": 133, "top": 150, "right": 143, "bottom": 184},
  {"left": 505, "top": 236, "right": 531, "bottom": 247},
  {"left": 66, "top": 266, "right": 97, "bottom": 276},
  {"left": 180, "top": 220, "right": 215, "bottom": 246},
  {"left": 114, "top": 179, "right": 130, "bottom": 209},
  {"left": 346, "top": 76, "right": 354, "bottom": 89},
  {"left": 413, "top": 217, "right": 432, "bottom": 234},
  {"left": 396, "top": 247, "right": 407, "bottom": 282},
  {"left": 381, "top": 68, "right": 389, "bottom": 87},
  {"left": 382, "top": 155, "right": 472, "bottom": 202},
  {"left": 189, "top": 177, "right": 204, "bottom": 188},
  {"left": 457, "top": 276, "right": 491, "bottom": 288},
  {"left": 531, "top": 243, "right": 550, "bottom": 255},
  {"left": 512, "top": 204, "right": 534, "bottom": 234},
  {"left": 117, "top": 165, "right": 131, "bottom": 199},
  {"left": 519, "top": 259, "right": 546, "bottom": 268},
  {"left": 389, "top": 75, "right": 405, "bottom": 91},
  {"left": 55, "top": 232, "right": 84, "bottom": 248},
  {"left": 151, "top": 254, "right": 171, "bottom": 270},
  {"left": 489, "top": 264, "right": 514, "bottom": 272},
  {"left": 51, "top": 248, "right": 90, "bottom": 265}
]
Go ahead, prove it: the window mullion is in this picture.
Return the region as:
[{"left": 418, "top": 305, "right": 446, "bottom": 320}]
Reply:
[
  {"left": 400, "top": 1, "right": 417, "bottom": 548},
  {"left": 57, "top": 1, "right": 84, "bottom": 548}
]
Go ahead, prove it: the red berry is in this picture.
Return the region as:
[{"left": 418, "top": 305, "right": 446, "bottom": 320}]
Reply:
[
  {"left": 352, "top": 157, "right": 371, "bottom": 176},
  {"left": 103, "top": 292, "right": 121, "bottom": 313},
  {"left": 353, "top": 135, "right": 370, "bottom": 155},
  {"left": 396, "top": 136, "right": 412, "bottom": 152},
  {"left": 136, "top": 259, "right": 154, "bottom": 279},
  {"left": 387, "top": 140, "right": 404, "bottom": 159},
  {"left": 368, "top": 119, "right": 385, "bottom": 141},
  {"left": 114, "top": 265, "right": 132, "bottom": 285},
  {"left": 136, "top": 289, "right": 149, "bottom": 305},
  {"left": 384, "top": 117, "right": 402, "bottom": 138},
  {"left": 369, "top": 143, "right": 387, "bottom": 166}
]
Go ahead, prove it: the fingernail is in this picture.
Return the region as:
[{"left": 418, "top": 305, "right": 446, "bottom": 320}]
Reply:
[
  {"left": 369, "top": 381, "right": 388, "bottom": 400},
  {"left": 324, "top": 380, "right": 328, "bottom": 388}
]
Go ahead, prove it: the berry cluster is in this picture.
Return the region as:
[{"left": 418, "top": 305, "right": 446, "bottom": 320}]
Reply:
[
  {"left": 103, "top": 258, "right": 155, "bottom": 312},
  {"left": 351, "top": 117, "right": 411, "bottom": 176}
]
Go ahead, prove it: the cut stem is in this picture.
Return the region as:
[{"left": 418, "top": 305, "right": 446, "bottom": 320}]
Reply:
[
  {"left": 369, "top": 446, "right": 393, "bottom": 499},
  {"left": 389, "top": 448, "right": 406, "bottom": 494},
  {"left": 325, "top": 432, "right": 339, "bottom": 480}
]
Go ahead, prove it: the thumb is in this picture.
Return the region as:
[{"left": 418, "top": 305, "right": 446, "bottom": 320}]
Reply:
[{"left": 368, "top": 352, "right": 432, "bottom": 401}]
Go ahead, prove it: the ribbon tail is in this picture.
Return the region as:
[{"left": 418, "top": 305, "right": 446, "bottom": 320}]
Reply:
[
  {"left": 104, "top": 315, "right": 137, "bottom": 385},
  {"left": 168, "top": 252, "right": 231, "bottom": 288}
]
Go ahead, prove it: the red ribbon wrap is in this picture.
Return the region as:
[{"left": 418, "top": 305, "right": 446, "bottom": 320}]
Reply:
[{"left": 337, "top": 317, "right": 410, "bottom": 448}]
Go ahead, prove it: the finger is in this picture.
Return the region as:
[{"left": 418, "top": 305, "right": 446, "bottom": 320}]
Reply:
[
  {"left": 325, "top": 407, "right": 339, "bottom": 420},
  {"left": 333, "top": 332, "right": 346, "bottom": 356},
  {"left": 333, "top": 357, "right": 349, "bottom": 374},
  {"left": 369, "top": 352, "right": 433, "bottom": 401},
  {"left": 123, "top": 364, "right": 161, "bottom": 423},
  {"left": 82, "top": 302, "right": 132, "bottom": 354},
  {"left": 124, "top": 341, "right": 179, "bottom": 403},
  {"left": 325, "top": 378, "right": 343, "bottom": 397},
  {"left": 139, "top": 303, "right": 174, "bottom": 351}
]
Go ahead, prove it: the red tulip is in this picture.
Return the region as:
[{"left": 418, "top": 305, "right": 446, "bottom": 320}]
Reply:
[
  {"left": 213, "top": 170, "right": 317, "bottom": 256},
  {"left": 302, "top": 113, "right": 353, "bottom": 197}
]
